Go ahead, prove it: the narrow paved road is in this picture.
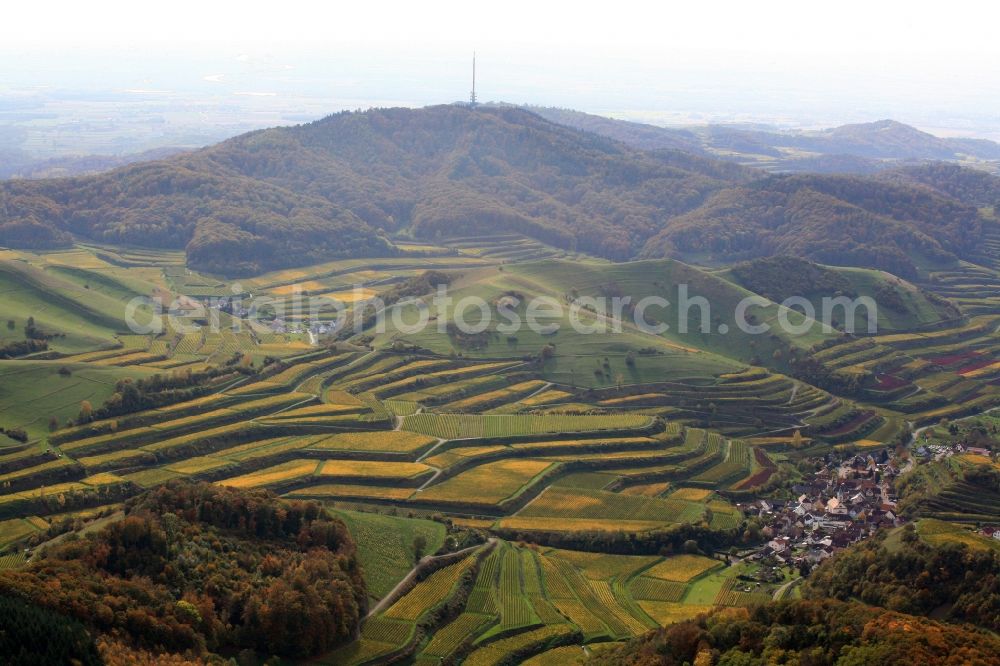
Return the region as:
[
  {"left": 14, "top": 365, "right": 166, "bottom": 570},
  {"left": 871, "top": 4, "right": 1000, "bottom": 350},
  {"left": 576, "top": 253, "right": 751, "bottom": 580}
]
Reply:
[
  {"left": 786, "top": 381, "right": 799, "bottom": 405},
  {"left": 908, "top": 404, "right": 1000, "bottom": 447},
  {"left": 773, "top": 576, "right": 801, "bottom": 600},
  {"left": 366, "top": 538, "right": 497, "bottom": 618}
]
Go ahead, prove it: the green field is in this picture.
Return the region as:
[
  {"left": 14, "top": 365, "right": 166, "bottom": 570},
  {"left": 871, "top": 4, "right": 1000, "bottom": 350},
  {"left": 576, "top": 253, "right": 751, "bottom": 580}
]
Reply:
[
  {"left": 0, "top": 256, "right": 159, "bottom": 352},
  {"left": 367, "top": 261, "right": 761, "bottom": 380},
  {"left": 718, "top": 259, "right": 956, "bottom": 332},
  {"left": 0, "top": 361, "right": 151, "bottom": 438},
  {"left": 330, "top": 508, "right": 447, "bottom": 600},
  {"left": 369, "top": 260, "right": 837, "bottom": 381},
  {"left": 914, "top": 518, "right": 1000, "bottom": 553}
]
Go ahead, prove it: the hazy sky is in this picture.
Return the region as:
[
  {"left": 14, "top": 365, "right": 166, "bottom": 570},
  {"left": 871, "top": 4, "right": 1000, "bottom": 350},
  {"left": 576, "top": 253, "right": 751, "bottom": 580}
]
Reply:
[
  {"left": 5, "top": 1, "right": 998, "bottom": 56},
  {"left": 3, "top": 0, "right": 1000, "bottom": 135}
]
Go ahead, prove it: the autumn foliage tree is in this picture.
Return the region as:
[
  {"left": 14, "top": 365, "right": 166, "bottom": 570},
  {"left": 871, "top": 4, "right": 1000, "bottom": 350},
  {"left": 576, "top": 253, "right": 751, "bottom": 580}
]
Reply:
[
  {"left": 0, "top": 481, "right": 366, "bottom": 661},
  {"left": 597, "top": 599, "right": 1000, "bottom": 665}
]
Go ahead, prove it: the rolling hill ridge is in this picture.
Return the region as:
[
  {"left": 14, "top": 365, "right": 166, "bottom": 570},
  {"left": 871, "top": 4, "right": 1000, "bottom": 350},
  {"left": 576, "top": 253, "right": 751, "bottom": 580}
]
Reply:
[
  {"left": 0, "top": 105, "right": 996, "bottom": 278},
  {"left": 0, "top": 106, "right": 746, "bottom": 274},
  {"left": 530, "top": 106, "right": 1000, "bottom": 172},
  {"left": 640, "top": 173, "right": 987, "bottom": 278}
]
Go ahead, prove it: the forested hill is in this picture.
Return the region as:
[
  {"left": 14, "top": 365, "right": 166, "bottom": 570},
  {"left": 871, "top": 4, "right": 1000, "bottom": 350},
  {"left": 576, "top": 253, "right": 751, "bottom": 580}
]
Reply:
[
  {"left": 0, "top": 104, "right": 995, "bottom": 276},
  {"left": 594, "top": 599, "right": 1000, "bottom": 665},
  {"left": 0, "top": 105, "right": 748, "bottom": 275},
  {"left": 640, "top": 173, "right": 987, "bottom": 278},
  {"left": 877, "top": 162, "right": 1000, "bottom": 208},
  {"left": 802, "top": 525, "right": 1000, "bottom": 632},
  {"left": 0, "top": 482, "right": 366, "bottom": 663}
]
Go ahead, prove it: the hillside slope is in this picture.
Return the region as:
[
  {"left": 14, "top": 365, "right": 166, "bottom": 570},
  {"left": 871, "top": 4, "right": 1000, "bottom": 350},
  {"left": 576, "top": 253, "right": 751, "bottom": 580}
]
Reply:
[
  {"left": 527, "top": 105, "right": 706, "bottom": 154},
  {"left": 805, "top": 119, "right": 1000, "bottom": 160},
  {"left": 368, "top": 258, "right": 838, "bottom": 376},
  {"left": 878, "top": 162, "right": 1000, "bottom": 208},
  {"left": 717, "top": 256, "right": 960, "bottom": 331},
  {"left": 804, "top": 526, "right": 1000, "bottom": 632},
  {"left": 640, "top": 174, "right": 985, "bottom": 277}
]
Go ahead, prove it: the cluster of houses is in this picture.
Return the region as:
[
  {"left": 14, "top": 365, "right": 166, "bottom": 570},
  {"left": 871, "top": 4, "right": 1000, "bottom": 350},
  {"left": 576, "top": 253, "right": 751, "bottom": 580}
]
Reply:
[
  {"left": 913, "top": 441, "right": 992, "bottom": 461},
  {"left": 741, "top": 450, "right": 903, "bottom": 568},
  {"left": 267, "top": 318, "right": 334, "bottom": 336},
  {"left": 209, "top": 296, "right": 250, "bottom": 319},
  {"left": 978, "top": 526, "right": 1000, "bottom": 541}
]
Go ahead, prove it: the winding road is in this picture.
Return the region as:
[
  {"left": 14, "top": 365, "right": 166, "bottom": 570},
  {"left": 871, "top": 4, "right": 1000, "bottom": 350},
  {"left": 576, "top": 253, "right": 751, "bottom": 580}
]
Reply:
[{"left": 366, "top": 538, "right": 497, "bottom": 618}]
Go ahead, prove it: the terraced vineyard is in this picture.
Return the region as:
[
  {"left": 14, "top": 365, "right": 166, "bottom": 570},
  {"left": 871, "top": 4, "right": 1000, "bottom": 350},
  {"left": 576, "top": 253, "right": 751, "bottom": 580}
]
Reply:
[
  {"left": 897, "top": 454, "right": 1000, "bottom": 523},
  {"left": 8, "top": 241, "right": 1000, "bottom": 663},
  {"left": 0, "top": 319, "right": 783, "bottom": 662},
  {"left": 0, "top": 338, "right": 768, "bottom": 524},
  {"left": 326, "top": 539, "right": 743, "bottom": 666},
  {"left": 0, "top": 550, "right": 28, "bottom": 570},
  {"left": 813, "top": 314, "right": 1000, "bottom": 429},
  {"left": 401, "top": 413, "right": 654, "bottom": 440}
]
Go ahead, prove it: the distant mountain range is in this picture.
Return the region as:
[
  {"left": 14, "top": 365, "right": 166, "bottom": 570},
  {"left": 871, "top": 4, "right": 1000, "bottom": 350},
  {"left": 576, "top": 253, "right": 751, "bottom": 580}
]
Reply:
[
  {"left": 529, "top": 107, "right": 1000, "bottom": 174},
  {"left": 0, "top": 104, "right": 997, "bottom": 277}
]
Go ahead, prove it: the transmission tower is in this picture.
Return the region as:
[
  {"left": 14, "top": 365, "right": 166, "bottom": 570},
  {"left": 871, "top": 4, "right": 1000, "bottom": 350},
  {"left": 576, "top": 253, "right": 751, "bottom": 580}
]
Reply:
[{"left": 470, "top": 52, "right": 477, "bottom": 107}]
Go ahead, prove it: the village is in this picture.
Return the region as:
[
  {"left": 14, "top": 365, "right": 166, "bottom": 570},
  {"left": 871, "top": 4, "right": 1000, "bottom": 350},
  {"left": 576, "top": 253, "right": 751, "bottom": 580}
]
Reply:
[
  {"left": 738, "top": 448, "right": 903, "bottom": 577},
  {"left": 734, "top": 434, "right": 1000, "bottom": 584}
]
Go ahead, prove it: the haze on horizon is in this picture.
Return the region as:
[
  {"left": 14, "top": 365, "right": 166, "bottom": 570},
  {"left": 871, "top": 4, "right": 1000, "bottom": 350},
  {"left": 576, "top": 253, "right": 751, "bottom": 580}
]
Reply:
[{"left": 2, "top": 0, "right": 1000, "bottom": 155}]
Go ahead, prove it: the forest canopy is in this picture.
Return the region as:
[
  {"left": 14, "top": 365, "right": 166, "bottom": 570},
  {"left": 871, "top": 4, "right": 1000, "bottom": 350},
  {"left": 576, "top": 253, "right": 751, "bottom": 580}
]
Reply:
[
  {"left": 0, "top": 481, "right": 366, "bottom": 662},
  {"left": 594, "top": 599, "right": 1000, "bottom": 666}
]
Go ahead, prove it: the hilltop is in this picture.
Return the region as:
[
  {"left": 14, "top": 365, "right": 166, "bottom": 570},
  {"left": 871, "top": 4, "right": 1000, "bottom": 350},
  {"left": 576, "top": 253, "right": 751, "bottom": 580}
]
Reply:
[
  {"left": 788, "top": 118, "right": 1000, "bottom": 161},
  {"left": 369, "top": 258, "right": 838, "bottom": 374},
  {"left": 716, "top": 256, "right": 959, "bottom": 330},
  {"left": 0, "top": 106, "right": 746, "bottom": 275}
]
